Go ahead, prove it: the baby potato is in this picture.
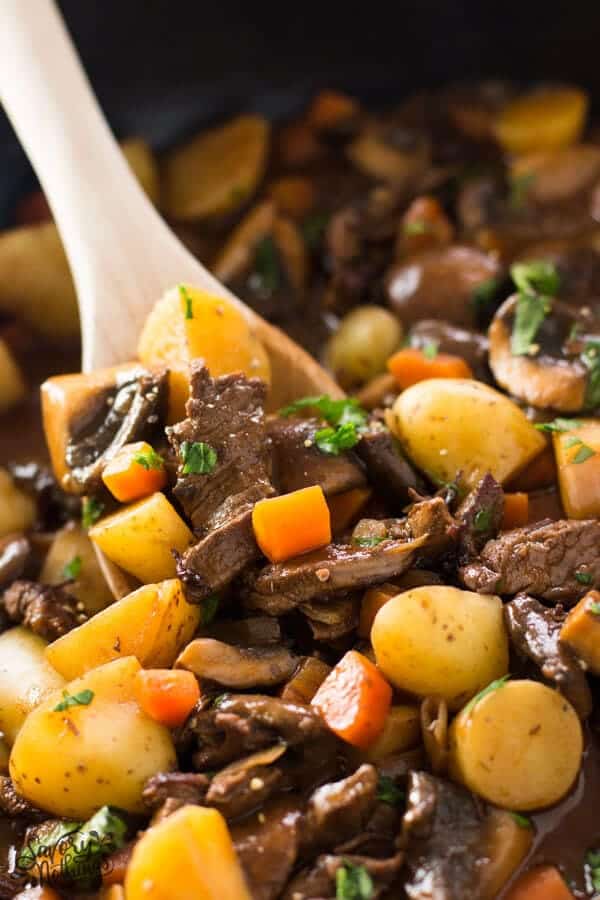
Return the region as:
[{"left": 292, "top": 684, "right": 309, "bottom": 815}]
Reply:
[
  {"left": 325, "top": 306, "right": 403, "bottom": 388},
  {"left": 163, "top": 114, "right": 270, "bottom": 221},
  {"left": 89, "top": 492, "right": 193, "bottom": 584},
  {"left": 41, "top": 522, "right": 114, "bottom": 615},
  {"left": 46, "top": 579, "right": 200, "bottom": 680},
  {"left": 0, "top": 338, "right": 26, "bottom": 413},
  {"left": 372, "top": 586, "right": 508, "bottom": 710},
  {"left": 10, "top": 657, "right": 176, "bottom": 818},
  {"left": 448, "top": 680, "right": 583, "bottom": 810},
  {"left": 391, "top": 379, "right": 545, "bottom": 489},
  {"left": 0, "top": 627, "right": 65, "bottom": 744},
  {"left": 0, "top": 468, "right": 36, "bottom": 538}
]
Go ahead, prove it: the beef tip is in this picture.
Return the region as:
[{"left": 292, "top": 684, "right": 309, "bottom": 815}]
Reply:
[
  {"left": 460, "top": 519, "right": 600, "bottom": 602},
  {"left": 8, "top": 461, "right": 81, "bottom": 530},
  {"left": 169, "top": 365, "right": 275, "bottom": 600},
  {"left": 2, "top": 579, "right": 84, "bottom": 640},
  {"left": 268, "top": 415, "right": 366, "bottom": 496},
  {"left": 0, "top": 775, "right": 44, "bottom": 820},
  {"left": 504, "top": 594, "right": 592, "bottom": 719},
  {"left": 182, "top": 694, "right": 335, "bottom": 771},
  {"left": 410, "top": 320, "right": 490, "bottom": 379},
  {"left": 243, "top": 535, "right": 424, "bottom": 614},
  {"left": 405, "top": 495, "right": 459, "bottom": 559},
  {"left": 232, "top": 798, "right": 305, "bottom": 900},
  {"left": 205, "top": 746, "right": 287, "bottom": 820},
  {"left": 176, "top": 638, "right": 299, "bottom": 688},
  {"left": 355, "top": 421, "right": 425, "bottom": 503},
  {"left": 282, "top": 851, "right": 403, "bottom": 900},
  {"left": 402, "top": 771, "right": 486, "bottom": 900},
  {"left": 455, "top": 473, "right": 504, "bottom": 562},
  {"left": 301, "top": 764, "right": 378, "bottom": 852},
  {"left": 142, "top": 771, "right": 209, "bottom": 810},
  {"left": 300, "top": 595, "right": 359, "bottom": 641},
  {"left": 0, "top": 534, "right": 30, "bottom": 588},
  {"left": 64, "top": 369, "right": 167, "bottom": 494}
]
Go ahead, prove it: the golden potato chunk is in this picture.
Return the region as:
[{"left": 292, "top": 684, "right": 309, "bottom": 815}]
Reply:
[
  {"left": 494, "top": 86, "right": 588, "bottom": 155},
  {"left": 41, "top": 522, "right": 114, "bottom": 615},
  {"left": 0, "top": 468, "right": 36, "bottom": 538}
]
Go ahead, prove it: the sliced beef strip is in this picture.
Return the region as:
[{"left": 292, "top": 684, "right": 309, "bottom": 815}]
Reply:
[
  {"left": 169, "top": 365, "right": 275, "bottom": 600},
  {"left": 142, "top": 771, "right": 209, "bottom": 810},
  {"left": 232, "top": 798, "right": 305, "bottom": 900},
  {"left": 243, "top": 535, "right": 424, "bottom": 614},
  {"left": 64, "top": 369, "right": 167, "bottom": 494},
  {"left": 402, "top": 771, "right": 487, "bottom": 900},
  {"left": 175, "top": 638, "right": 299, "bottom": 688},
  {"left": 282, "top": 851, "right": 403, "bottom": 900},
  {"left": 2, "top": 579, "right": 84, "bottom": 641},
  {"left": 355, "top": 422, "right": 425, "bottom": 503},
  {"left": 268, "top": 415, "right": 366, "bottom": 496},
  {"left": 504, "top": 594, "right": 592, "bottom": 719},
  {"left": 460, "top": 518, "right": 600, "bottom": 602},
  {"left": 205, "top": 759, "right": 285, "bottom": 821},
  {"left": 0, "top": 776, "right": 45, "bottom": 820},
  {"left": 403, "top": 495, "right": 460, "bottom": 559},
  {"left": 301, "top": 764, "right": 378, "bottom": 853},
  {"left": 455, "top": 473, "right": 504, "bottom": 562}
]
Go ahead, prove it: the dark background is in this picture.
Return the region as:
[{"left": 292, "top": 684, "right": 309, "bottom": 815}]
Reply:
[{"left": 1, "top": 0, "right": 600, "bottom": 222}]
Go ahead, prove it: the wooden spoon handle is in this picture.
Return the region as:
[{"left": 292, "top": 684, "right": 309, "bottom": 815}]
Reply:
[{"left": 0, "top": 0, "right": 204, "bottom": 371}]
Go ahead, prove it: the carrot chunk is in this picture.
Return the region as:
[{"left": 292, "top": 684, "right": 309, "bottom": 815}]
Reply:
[
  {"left": 501, "top": 492, "right": 529, "bottom": 529},
  {"left": 102, "top": 441, "right": 167, "bottom": 502},
  {"left": 252, "top": 485, "right": 331, "bottom": 563},
  {"left": 560, "top": 590, "right": 600, "bottom": 675},
  {"left": 134, "top": 669, "right": 200, "bottom": 728},
  {"left": 387, "top": 347, "right": 473, "bottom": 389},
  {"left": 504, "top": 865, "right": 574, "bottom": 900},
  {"left": 358, "top": 583, "right": 399, "bottom": 638},
  {"left": 312, "top": 649, "right": 392, "bottom": 748},
  {"left": 328, "top": 487, "right": 372, "bottom": 533}
]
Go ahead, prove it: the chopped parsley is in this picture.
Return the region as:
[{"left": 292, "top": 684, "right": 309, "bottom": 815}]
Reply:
[
  {"left": 580, "top": 340, "right": 600, "bottom": 409},
  {"left": 179, "top": 284, "right": 194, "bottom": 320},
  {"left": 535, "top": 417, "right": 582, "bottom": 434},
  {"left": 572, "top": 444, "right": 596, "bottom": 465},
  {"left": 588, "top": 601, "right": 600, "bottom": 617},
  {"left": 422, "top": 340, "right": 439, "bottom": 360},
  {"left": 586, "top": 850, "right": 600, "bottom": 894},
  {"left": 302, "top": 212, "right": 329, "bottom": 249},
  {"left": 508, "top": 171, "right": 535, "bottom": 209},
  {"left": 253, "top": 236, "right": 281, "bottom": 294},
  {"left": 511, "top": 261, "right": 560, "bottom": 297},
  {"left": 510, "top": 812, "right": 533, "bottom": 829},
  {"left": 575, "top": 571, "right": 593, "bottom": 585},
  {"left": 563, "top": 435, "right": 583, "bottom": 449},
  {"left": 180, "top": 441, "right": 217, "bottom": 475},
  {"left": 403, "top": 219, "right": 429, "bottom": 236},
  {"left": 54, "top": 689, "right": 94, "bottom": 712},
  {"left": 353, "top": 535, "right": 385, "bottom": 548},
  {"left": 280, "top": 394, "right": 368, "bottom": 429},
  {"left": 376, "top": 775, "right": 404, "bottom": 806},
  {"left": 471, "top": 276, "right": 501, "bottom": 314},
  {"left": 201, "top": 594, "right": 220, "bottom": 626},
  {"left": 82, "top": 497, "right": 104, "bottom": 529},
  {"left": 62, "top": 555, "right": 82, "bottom": 580},
  {"left": 133, "top": 446, "right": 164, "bottom": 471},
  {"left": 314, "top": 422, "right": 361, "bottom": 455},
  {"left": 212, "top": 694, "right": 228, "bottom": 708},
  {"left": 473, "top": 507, "right": 493, "bottom": 533},
  {"left": 464, "top": 675, "right": 510, "bottom": 715},
  {"left": 336, "top": 861, "right": 374, "bottom": 900},
  {"left": 509, "top": 261, "right": 559, "bottom": 357}
]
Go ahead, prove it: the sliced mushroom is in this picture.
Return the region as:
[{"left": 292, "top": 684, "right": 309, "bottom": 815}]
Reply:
[
  {"left": 510, "top": 144, "right": 600, "bottom": 205},
  {"left": 409, "top": 320, "right": 489, "bottom": 376},
  {"left": 386, "top": 245, "right": 501, "bottom": 328},
  {"left": 176, "top": 638, "right": 299, "bottom": 688},
  {"left": 488, "top": 294, "right": 597, "bottom": 411},
  {"left": 63, "top": 369, "right": 168, "bottom": 494},
  {"left": 347, "top": 118, "right": 430, "bottom": 184}
]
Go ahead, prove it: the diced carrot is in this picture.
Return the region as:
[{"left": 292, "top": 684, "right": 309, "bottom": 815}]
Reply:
[
  {"left": 358, "top": 583, "right": 399, "bottom": 638},
  {"left": 269, "top": 176, "right": 316, "bottom": 219},
  {"left": 387, "top": 347, "right": 473, "bottom": 389},
  {"left": 508, "top": 443, "right": 556, "bottom": 491},
  {"left": 134, "top": 669, "right": 200, "bottom": 728},
  {"left": 560, "top": 590, "right": 600, "bottom": 675},
  {"left": 397, "top": 195, "right": 454, "bottom": 256},
  {"left": 503, "top": 865, "right": 574, "bottom": 900},
  {"left": 312, "top": 649, "right": 392, "bottom": 749},
  {"left": 328, "top": 487, "right": 372, "bottom": 533},
  {"left": 501, "top": 492, "right": 529, "bottom": 530},
  {"left": 307, "top": 90, "right": 360, "bottom": 130},
  {"left": 252, "top": 485, "right": 331, "bottom": 563},
  {"left": 102, "top": 441, "right": 167, "bottom": 503}
]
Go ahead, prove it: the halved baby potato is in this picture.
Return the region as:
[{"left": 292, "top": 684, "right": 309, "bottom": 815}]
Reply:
[{"left": 40, "top": 521, "right": 114, "bottom": 615}]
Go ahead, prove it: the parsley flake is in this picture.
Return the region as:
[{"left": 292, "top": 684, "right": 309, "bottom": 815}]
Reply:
[
  {"left": 581, "top": 340, "right": 600, "bottom": 409},
  {"left": 62, "top": 555, "right": 82, "bottom": 580},
  {"left": 201, "top": 594, "right": 220, "bottom": 626},
  {"left": 302, "top": 212, "right": 329, "bottom": 248},
  {"left": 133, "top": 447, "right": 164, "bottom": 471},
  {"left": 575, "top": 571, "right": 593, "bottom": 585},
  {"left": 353, "top": 536, "right": 385, "bottom": 548},
  {"left": 279, "top": 395, "right": 368, "bottom": 429},
  {"left": 586, "top": 849, "right": 600, "bottom": 894},
  {"left": 181, "top": 441, "right": 217, "bottom": 475},
  {"left": 54, "top": 689, "right": 94, "bottom": 712},
  {"left": 510, "top": 812, "right": 533, "bottom": 829},
  {"left": 588, "top": 601, "right": 600, "bottom": 617},
  {"left": 376, "top": 775, "right": 404, "bottom": 806},
  {"left": 563, "top": 436, "right": 583, "bottom": 449},
  {"left": 422, "top": 340, "right": 439, "bottom": 360},
  {"left": 464, "top": 675, "right": 510, "bottom": 715},
  {"left": 573, "top": 444, "right": 596, "bottom": 465},
  {"left": 510, "top": 292, "right": 551, "bottom": 356},
  {"left": 336, "top": 862, "right": 374, "bottom": 900},
  {"left": 473, "top": 507, "right": 493, "bottom": 533},
  {"left": 403, "top": 219, "right": 429, "bottom": 236},
  {"left": 82, "top": 497, "right": 104, "bottom": 529},
  {"left": 511, "top": 261, "right": 560, "bottom": 297},
  {"left": 315, "top": 422, "right": 361, "bottom": 455},
  {"left": 534, "top": 418, "right": 582, "bottom": 434},
  {"left": 179, "top": 284, "right": 194, "bottom": 320},
  {"left": 253, "top": 236, "right": 281, "bottom": 294}
]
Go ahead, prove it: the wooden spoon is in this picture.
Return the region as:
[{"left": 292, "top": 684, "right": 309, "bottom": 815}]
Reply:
[
  {"left": 0, "top": 0, "right": 341, "bottom": 409},
  {"left": 0, "top": 1, "right": 342, "bottom": 599}
]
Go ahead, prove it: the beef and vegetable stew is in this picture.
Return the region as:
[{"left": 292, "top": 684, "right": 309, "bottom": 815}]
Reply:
[{"left": 1, "top": 81, "right": 600, "bottom": 899}]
